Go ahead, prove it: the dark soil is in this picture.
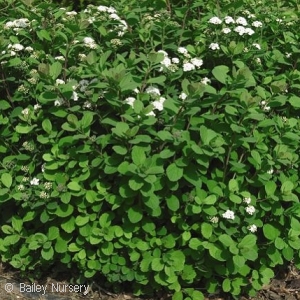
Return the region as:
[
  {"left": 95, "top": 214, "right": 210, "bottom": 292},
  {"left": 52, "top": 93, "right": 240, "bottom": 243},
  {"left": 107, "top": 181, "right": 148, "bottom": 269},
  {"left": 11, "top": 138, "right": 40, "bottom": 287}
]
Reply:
[{"left": 1, "top": 262, "right": 300, "bottom": 300}]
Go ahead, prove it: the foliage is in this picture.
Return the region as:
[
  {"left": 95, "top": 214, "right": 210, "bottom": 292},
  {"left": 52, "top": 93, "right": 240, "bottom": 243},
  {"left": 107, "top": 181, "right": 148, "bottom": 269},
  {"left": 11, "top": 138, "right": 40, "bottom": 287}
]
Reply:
[{"left": 0, "top": 0, "right": 300, "bottom": 299}]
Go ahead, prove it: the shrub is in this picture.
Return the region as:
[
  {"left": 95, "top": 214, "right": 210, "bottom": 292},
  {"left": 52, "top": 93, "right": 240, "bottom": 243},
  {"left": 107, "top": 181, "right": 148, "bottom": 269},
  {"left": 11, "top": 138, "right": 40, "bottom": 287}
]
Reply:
[{"left": 0, "top": 0, "right": 300, "bottom": 299}]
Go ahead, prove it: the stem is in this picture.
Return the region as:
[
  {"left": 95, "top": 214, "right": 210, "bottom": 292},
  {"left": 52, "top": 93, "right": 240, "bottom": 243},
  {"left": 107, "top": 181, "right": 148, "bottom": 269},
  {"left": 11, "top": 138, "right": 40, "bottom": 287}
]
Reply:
[{"left": 0, "top": 64, "right": 14, "bottom": 108}]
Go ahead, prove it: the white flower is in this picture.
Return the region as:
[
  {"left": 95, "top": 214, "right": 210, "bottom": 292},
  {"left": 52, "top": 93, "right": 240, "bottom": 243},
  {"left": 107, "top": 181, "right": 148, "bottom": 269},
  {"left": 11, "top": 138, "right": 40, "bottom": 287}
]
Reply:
[
  {"left": 209, "top": 16, "right": 222, "bottom": 24},
  {"left": 34, "top": 104, "right": 41, "bottom": 111},
  {"left": 222, "top": 210, "right": 235, "bottom": 220},
  {"left": 146, "top": 111, "right": 156, "bottom": 116},
  {"left": 88, "top": 17, "right": 95, "bottom": 24},
  {"left": 107, "top": 7, "right": 117, "bottom": 13},
  {"left": 179, "top": 92, "right": 187, "bottom": 100},
  {"left": 10, "top": 51, "right": 16, "bottom": 56},
  {"left": 17, "top": 184, "right": 25, "bottom": 191},
  {"left": 125, "top": 97, "right": 135, "bottom": 107},
  {"left": 222, "top": 28, "right": 231, "bottom": 34},
  {"left": 276, "top": 18, "right": 283, "bottom": 23},
  {"left": 286, "top": 52, "right": 292, "bottom": 58},
  {"left": 54, "top": 99, "right": 63, "bottom": 106},
  {"left": 25, "top": 46, "right": 33, "bottom": 52},
  {"left": 209, "top": 43, "right": 220, "bottom": 50},
  {"left": 248, "top": 224, "right": 257, "bottom": 233},
  {"left": 243, "top": 197, "right": 251, "bottom": 204},
  {"left": 55, "top": 56, "right": 65, "bottom": 61},
  {"left": 109, "top": 13, "right": 120, "bottom": 20},
  {"left": 12, "top": 44, "right": 24, "bottom": 51},
  {"left": 210, "top": 216, "right": 219, "bottom": 223},
  {"left": 133, "top": 88, "right": 140, "bottom": 94},
  {"left": 146, "top": 86, "right": 161, "bottom": 98},
  {"left": 22, "top": 108, "right": 30, "bottom": 115},
  {"left": 55, "top": 79, "right": 65, "bottom": 85},
  {"left": 71, "top": 91, "right": 78, "bottom": 101},
  {"left": 97, "top": 5, "right": 108, "bottom": 12},
  {"left": 244, "top": 28, "right": 255, "bottom": 35},
  {"left": 267, "top": 168, "right": 274, "bottom": 175},
  {"left": 235, "top": 26, "right": 246, "bottom": 35},
  {"left": 172, "top": 57, "right": 179, "bottom": 64},
  {"left": 83, "top": 37, "right": 96, "bottom": 48},
  {"left": 83, "top": 101, "right": 92, "bottom": 109},
  {"left": 41, "top": 164, "right": 45, "bottom": 172},
  {"left": 236, "top": 17, "right": 247, "bottom": 26},
  {"left": 252, "top": 21, "right": 263, "bottom": 27},
  {"left": 178, "top": 47, "right": 188, "bottom": 54},
  {"left": 66, "top": 11, "right": 77, "bottom": 16},
  {"left": 161, "top": 57, "right": 171, "bottom": 67},
  {"left": 78, "top": 79, "right": 89, "bottom": 92},
  {"left": 201, "top": 77, "right": 211, "bottom": 85},
  {"left": 190, "top": 58, "right": 203, "bottom": 68},
  {"left": 224, "top": 16, "right": 235, "bottom": 24},
  {"left": 256, "top": 57, "right": 262, "bottom": 65},
  {"left": 157, "top": 50, "right": 168, "bottom": 57},
  {"left": 263, "top": 106, "right": 270, "bottom": 111},
  {"left": 246, "top": 205, "right": 256, "bottom": 215},
  {"left": 30, "top": 177, "right": 39, "bottom": 185},
  {"left": 252, "top": 43, "right": 261, "bottom": 50},
  {"left": 183, "top": 62, "right": 195, "bottom": 72},
  {"left": 152, "top": 100, "right": 164, "bottom": 111}
]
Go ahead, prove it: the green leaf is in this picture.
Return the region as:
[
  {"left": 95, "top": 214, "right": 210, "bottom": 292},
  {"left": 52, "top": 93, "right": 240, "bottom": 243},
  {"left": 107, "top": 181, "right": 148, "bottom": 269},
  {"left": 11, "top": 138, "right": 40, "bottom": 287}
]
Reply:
[
  {"left": 47, "top": 226, "right": 59, "bottom": 240},
  {"left": 42, "top": 119, "right": 52, "bottom": 134},
  {"left": 233, "top": 255, "right": 246, "bottom": 269},
  {"left": 50, "top": 61, "right": 62, "bottom": 80},
  {"left": 263, "top": 223, "right": 280, "bottom": 240},
  {"left": 239, "top": 235, "right": 257, "bottom": 249},
  {"left": 203, "top": 195, "right": 217, "bottom": 205},
  {"left": 147, "top": 76, "right": 166, "bottom": 85},
  {"left": 281, "top": 181, "right": 294, "bottom": 195},
  {"left": 200, "top": 125, "right": 217, "bottom": 145},
  {"left": 172, "top": 291, "right": 183, "bottom": 300},
  {"left": 289, "top": 96, "right": 300, "bottom": 108},
  {"left": 129, "top": 176, "right": 144, "bottom": 191},
  {"left": 81, "top": 111, "right": 94, "bottom": 129},
  {"left": 113, "top": 145, "right": 127, "bottom": 155},
  {"left": 37, "top": 29, "right": 52, "bottom": 41},
  {"left": 41, "top": 247, "right": 54, "bottom": 260},
  {"left": 222, "top": 278, "right": 231, "bottom": 292},
  {"left": 86, "top": 190, "right": 98, "bottom": 203},
  {"left": 166, "top": 195, "right": 180, "bottom": 212},
  {"left": 219, "top": 234, "right": 234, "bottom": 247},
  {"left": 166, "top": 163, "right": 183, "bottom": 182},
  {"left": 131, "top": 146, "right": 146, "bottom": 166},
  {"left": 151, "top": 258, "right": 164, "bottom": 271},
  {"left": 144, "top": 195, "right": 160, "bottom": 210},
  {"left": 12, "top": 216, "right": 23, "bottom": 233},
  {"left": 201, "top": 223, "right": 212, "bottom": 239},
  {"left": 229, "top": 179, "right": 239, "bottom": 192},
  {"left": 75, "top": 215, "right": 90, "bottom": 226},
  {"left": 67, "top": 181, "right": 81, "bottom": 191},
  {"left": 212, "top": 65, "right": 230, "bottom": 84},
  {"left": 16, "top": 125, "right": 34, "bottom": 134},
  {"left": 128, "top": 206, "right": 143, "bottom": 223},
  {"left": 1, "top": 173, "right": 12, "bottom": 188},
  {"left": 265, "top": 181, "right": 276, "bottom": 196}
]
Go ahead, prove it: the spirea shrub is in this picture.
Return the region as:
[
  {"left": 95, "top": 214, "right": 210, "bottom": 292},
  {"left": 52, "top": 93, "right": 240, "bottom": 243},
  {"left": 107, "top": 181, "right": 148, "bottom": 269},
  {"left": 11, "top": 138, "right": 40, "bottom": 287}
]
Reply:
[{"left": 0, "top": 0, "right": 300, "bottom": 299}]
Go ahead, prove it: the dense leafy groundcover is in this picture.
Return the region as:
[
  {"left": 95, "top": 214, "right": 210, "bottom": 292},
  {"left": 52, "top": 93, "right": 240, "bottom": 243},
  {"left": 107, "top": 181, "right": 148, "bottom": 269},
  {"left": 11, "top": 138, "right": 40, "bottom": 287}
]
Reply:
[{"left": 1, "top": 0, "right": 300, "bottom": 299}]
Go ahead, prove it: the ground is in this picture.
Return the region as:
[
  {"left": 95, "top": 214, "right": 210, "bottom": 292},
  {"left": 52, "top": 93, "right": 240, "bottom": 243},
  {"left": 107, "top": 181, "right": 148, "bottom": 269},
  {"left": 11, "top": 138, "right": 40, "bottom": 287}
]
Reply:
[{"left": 0, "top": 263, "right": 300, "bottom": 300}]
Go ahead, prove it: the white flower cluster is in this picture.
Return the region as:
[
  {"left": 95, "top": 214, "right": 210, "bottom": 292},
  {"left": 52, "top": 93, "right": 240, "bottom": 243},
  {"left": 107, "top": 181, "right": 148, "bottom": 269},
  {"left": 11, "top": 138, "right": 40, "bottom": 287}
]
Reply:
[
  {"left": 4, "top": 18, "right": 30, "bottom": 29},
  {"left": 125, "top": 86, "right": 166, "bottom": 117},
  {"left": 222, "top": 209, "right": 235, "bottom": 220},
  {"left": 208, "top": 15, "right": 263, "bottom": 49},
  {"left": 83, "top": 37, "right": 97, "bottom": 49},
  {"left": 83, "top": 5, "right": 128, "bottom": 37},
  {"left": 260, "top": 100, "right": 270, "bottom": 111}
]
